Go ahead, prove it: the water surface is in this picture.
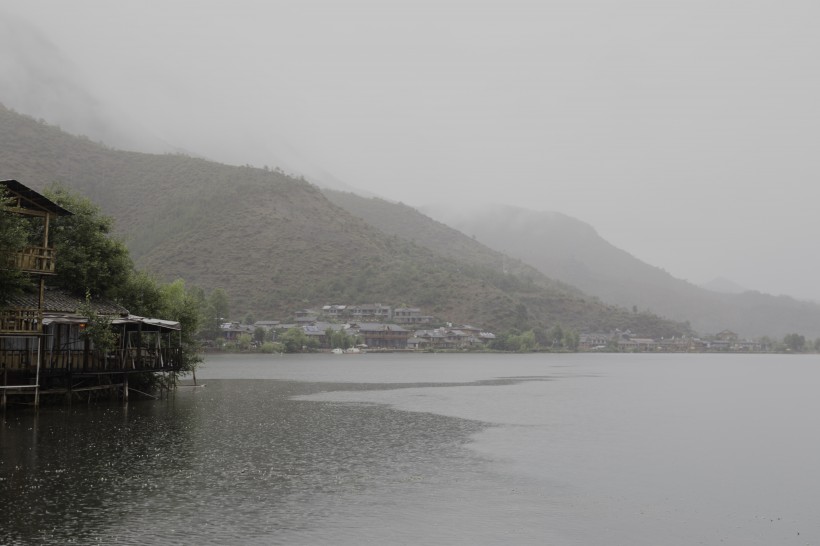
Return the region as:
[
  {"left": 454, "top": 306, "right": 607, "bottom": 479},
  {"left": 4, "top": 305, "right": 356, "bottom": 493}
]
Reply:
[{"left": 2, "top": 352, "right": 818, "bottom": 544}]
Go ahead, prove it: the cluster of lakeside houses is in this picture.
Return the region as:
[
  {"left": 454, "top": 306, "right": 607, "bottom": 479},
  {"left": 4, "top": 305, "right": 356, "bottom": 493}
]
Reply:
[
  {"left": 221, "top": 318, "right": 496, "bottom": 351},
  {"left": 219, "top": 302, "right": 767, "bottom": 353},
  {"left": 218, "top": 303, "right": 497, "bottom": 350},
  {"left": 303, "top": 304, "right": 434, "bottom": 325},
  {"left": 580, "top": 329, "right": 769, "bottom": 352}
]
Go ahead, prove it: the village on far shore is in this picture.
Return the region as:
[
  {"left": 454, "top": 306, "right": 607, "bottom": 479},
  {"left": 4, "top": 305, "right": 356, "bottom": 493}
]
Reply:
[{"left": 213, "top": 303, "right": 777, "bottom": 354}]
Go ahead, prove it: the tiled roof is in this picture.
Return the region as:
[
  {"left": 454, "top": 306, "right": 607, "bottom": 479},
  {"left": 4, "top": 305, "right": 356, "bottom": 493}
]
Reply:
[
  {"left": 415, "top": 329, "right": 446, "bottom": 338},
  {"left": 253, "top": 321, "right": 280, "bottom": 327},
  {"left": 353, "top": 323, "right": 408, "bottom": 332},
  {"left": 4, "top": 288, "right": 128, "bottom": 316}
]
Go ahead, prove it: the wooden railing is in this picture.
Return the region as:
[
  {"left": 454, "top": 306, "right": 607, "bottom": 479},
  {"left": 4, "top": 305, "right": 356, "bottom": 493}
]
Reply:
[
  {"left": 0, "top": 347, "right": 183, "bottom": 373},
  {"left": 0, "top": 308, "right": 42, "bottom": 334},
  {"left": 10, "top": 246, "right": 56, "bottom": 274}
]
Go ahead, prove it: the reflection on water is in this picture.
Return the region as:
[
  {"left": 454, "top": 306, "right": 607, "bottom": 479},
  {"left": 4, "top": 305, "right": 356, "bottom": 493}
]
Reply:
[{"left": 1, "top": 380, "right": 487, "bottom": 545}]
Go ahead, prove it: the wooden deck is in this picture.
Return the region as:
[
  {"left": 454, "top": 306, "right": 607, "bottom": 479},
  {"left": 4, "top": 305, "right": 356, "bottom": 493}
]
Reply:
[
  {"left": 1, "top": 345, "right": 183, "bottom": 406},
  {"left": 0, "top": 347, "right": 182, "bottom": 375}
]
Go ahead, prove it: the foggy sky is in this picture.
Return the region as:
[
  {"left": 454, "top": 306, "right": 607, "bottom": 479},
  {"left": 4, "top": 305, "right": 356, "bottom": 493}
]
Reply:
[{"left": 2, "top": 1, "right": 819, "bottom": 300}]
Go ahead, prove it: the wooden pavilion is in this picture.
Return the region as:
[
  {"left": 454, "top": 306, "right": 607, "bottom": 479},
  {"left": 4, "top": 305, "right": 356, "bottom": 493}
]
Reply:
[{"left": 1, "top": 180, "right": 181, "bottom": 406}]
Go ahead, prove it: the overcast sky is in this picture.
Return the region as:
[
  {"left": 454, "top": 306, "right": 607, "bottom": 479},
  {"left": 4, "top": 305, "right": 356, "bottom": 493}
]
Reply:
[{"left": 2, "top": 1, "right": 819, "bottom": 300}]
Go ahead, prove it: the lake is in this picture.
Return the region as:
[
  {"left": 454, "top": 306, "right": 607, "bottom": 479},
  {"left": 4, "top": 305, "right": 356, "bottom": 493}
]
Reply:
[{"left": 1, "top": 352, "right": 818, "bottom": 545}]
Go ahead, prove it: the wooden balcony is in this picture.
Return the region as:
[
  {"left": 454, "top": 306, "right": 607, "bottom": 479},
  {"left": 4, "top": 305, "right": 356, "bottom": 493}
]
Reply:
[
  {"left": 0, "top": 308, "right": 43, "bottom": 334},
  {"left": 10, "top": 246, "right": 56, "bottom": 275}
]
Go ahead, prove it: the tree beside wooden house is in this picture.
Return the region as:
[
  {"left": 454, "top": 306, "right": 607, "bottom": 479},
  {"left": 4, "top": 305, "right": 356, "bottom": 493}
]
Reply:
[{"left": 0, "top": 180, "right": 183, "bottom": 407}]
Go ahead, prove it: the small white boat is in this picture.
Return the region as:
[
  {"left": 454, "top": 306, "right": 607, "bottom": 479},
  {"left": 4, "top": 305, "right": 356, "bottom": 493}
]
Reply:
[{"left": 331, "top": 348, "right": 344, "bottom": 355}]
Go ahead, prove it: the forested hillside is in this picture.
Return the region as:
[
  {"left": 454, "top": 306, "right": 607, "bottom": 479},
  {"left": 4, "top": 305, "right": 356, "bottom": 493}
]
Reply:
[
  {"left": 322, "top": 190, "right": 578, "bottom": 294},
  {"left": 0, "top": 104, "right": 689, "bottom": 336}
]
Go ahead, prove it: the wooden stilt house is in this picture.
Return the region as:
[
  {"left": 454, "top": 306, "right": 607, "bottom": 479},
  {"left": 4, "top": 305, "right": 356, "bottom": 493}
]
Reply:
[{"left": 1, "top": 180, "right": 181, "bottom": 406}]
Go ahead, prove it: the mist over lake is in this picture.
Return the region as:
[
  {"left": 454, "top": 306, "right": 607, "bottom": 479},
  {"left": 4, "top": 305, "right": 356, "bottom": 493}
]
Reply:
[{"left": 2, "top": 352, "right": 817, "bottom": 545}]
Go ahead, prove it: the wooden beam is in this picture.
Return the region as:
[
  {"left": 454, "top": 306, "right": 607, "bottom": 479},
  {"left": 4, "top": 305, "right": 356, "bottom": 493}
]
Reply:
[{"left": 1, "top": 205, "right": 48, "bottom": 217}]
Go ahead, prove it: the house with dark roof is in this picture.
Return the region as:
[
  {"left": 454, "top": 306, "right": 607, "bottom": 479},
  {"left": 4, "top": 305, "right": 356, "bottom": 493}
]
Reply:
[
  {"left": 302, "top": 322, "right": 349, "bottom": 349},
  {"left": 319, "top": 305, "right": 347, "bottom": 319},
  {"left": 219, "top": 321, "right": 254, "bottom": 341},
  {"left": 348, "top": 304, "right": 393, "bottom": 321},
  {"left": 351, "top": 323, "right": 409, "bottom": 349},
  {"left": 715, "top": 329, "right": 739, "bottom": 342},
  {"left": 393, "top": 307, "right": 433, "bottom": 324},
  {"left": 413, "top": 327, "right": 494, "bottom": 349},
  {"left": 253, "top": 320, "right": 280, "bottom": 330},
  {"left": 413, "top": 329, "right": 449, "bottom": 349}
]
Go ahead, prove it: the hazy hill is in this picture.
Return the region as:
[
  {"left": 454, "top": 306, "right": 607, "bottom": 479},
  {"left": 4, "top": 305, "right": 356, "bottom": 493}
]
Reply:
[
  {"left": 322, "top": 190, "right": 578, "bottom": 294},
  {"left": 0, "top": 104, "right": 689, "bottom": 336},
  {"left": 701, "top": 277, "right": 747, "bottom": 295},
  {"left": 421, "top": 203, "right": 820, "bottom": 339}
]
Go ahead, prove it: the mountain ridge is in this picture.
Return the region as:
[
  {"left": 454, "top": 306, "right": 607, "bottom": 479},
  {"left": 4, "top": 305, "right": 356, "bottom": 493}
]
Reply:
[
  {"left": 420, "top": 203, "right": 820, "bottom": 338},
  {"left": 0, "top": 104, "right": 689, "bottom": 337}
]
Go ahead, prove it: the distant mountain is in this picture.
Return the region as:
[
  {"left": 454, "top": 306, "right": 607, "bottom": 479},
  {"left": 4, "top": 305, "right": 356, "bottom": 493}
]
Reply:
[
  {"left": 0, "top": 104, "right": 689, "bottom": 336},
  {"left": 420, "top": 203, "right": 820, "bottom": 339},
  {"left": 701, "top": 277, "right": 748, "bottom": 295}
]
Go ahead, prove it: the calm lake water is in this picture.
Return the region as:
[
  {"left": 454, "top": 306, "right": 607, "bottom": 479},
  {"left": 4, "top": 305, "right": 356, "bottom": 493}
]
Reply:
[{"left": 2, "top": 352, "right": 819, "bottom": 545}]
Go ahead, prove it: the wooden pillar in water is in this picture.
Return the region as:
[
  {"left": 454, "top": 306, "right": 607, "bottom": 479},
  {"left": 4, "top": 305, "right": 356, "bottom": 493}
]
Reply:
[
  {"left": 35, "top": 214, "right": 47, "bottom": 409},
  {"left": 123, "top": 374, "right": 129, "bottom": 402},
  {"left": 83, "top": 336, "right": 89, "bottom": 373},
  {"left": 33, "top": 336, "right": 41, "bottom": 407},
  {"left": 137, "top": 323, "right": 143, "bottom": 371},
  {"left": 1, "top": 336, "right": 5, "bottom": 410}
]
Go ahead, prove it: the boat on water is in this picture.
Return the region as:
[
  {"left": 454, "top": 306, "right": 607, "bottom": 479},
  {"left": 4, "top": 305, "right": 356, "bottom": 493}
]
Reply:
[{"left": 331, "top": 346, "right": 364, "bottom": 355}]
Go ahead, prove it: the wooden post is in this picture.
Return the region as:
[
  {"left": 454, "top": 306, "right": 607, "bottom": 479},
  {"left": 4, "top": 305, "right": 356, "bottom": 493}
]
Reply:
[
  {"left": 33, "top": 336, "right": 41, "bottom": 408},
  {"left": 137, "top": 323, "right": 143, "bottom": 371},
  {"left": 83, "top": 336, "right": 89, "bottom": 372},
  {"left": 123, "top": 374, "right": 129, "bottom": 402}
]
